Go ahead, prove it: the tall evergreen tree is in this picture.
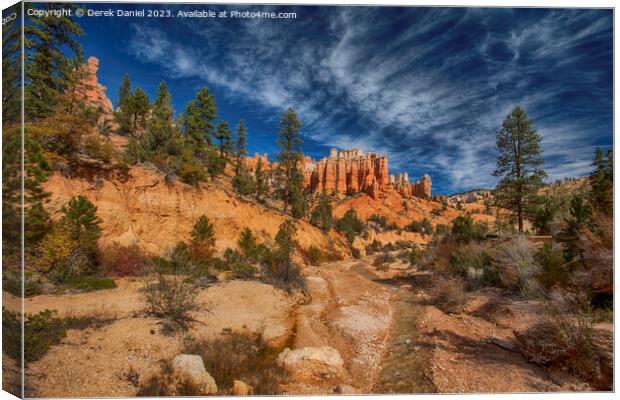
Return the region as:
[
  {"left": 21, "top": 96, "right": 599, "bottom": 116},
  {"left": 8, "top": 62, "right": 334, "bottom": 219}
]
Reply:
[
  {"left": 274, "top": 220, "right": 298, "bottom": 283},
  {"left": 492, "top": 106, "right": 547, "bottom": 232},
  {"left": 289, "top": 169, "right": 307, "bottom": 219},
  {"left": 24, "top": 2, "right": 84, "bottom": 121},
  {"left": 254, "top": 158, "right": 269, "bottom": 202},
  {"left": 127, "top": 87, "right": 150, "bottom": 138},
  {"left": 589, "top": 147, "right": 613, "bottom": 214},
  {"left": 214, "top": 120, "right": 232, "bottom": 158},
  {"left": 234, "top": 120, "right": 248, "bottom": 176},
  {"left": 182, "top": 86, "right": 218, "bottom": 157},
  {"left": 2, "top": 127, "right": 53, "bottom": 254},
  {"left": 276, "top": 107, "right": 303, "bottom": 214},
  {"left": 143, "top": 81, "right": 178, "bottom": 158},
  {"left": 2, "top": 3, "right": 21, "bottom": 126},
  {"left": 310, "top": 192, "right": 334, "bottom": 231},
  {"left": 116, "top": 74, "right": 132, "bottom": 133}
]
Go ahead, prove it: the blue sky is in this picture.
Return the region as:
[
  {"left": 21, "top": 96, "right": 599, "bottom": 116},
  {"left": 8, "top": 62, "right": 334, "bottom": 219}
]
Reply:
[{"left": 73, "top": 3, "right": 612, "bottom": 194}]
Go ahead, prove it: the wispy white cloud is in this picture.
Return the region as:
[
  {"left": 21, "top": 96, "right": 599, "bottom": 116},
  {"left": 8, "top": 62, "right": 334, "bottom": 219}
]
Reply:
[{"left": 126, "top": 6, "right": 612, "bottom": 193}]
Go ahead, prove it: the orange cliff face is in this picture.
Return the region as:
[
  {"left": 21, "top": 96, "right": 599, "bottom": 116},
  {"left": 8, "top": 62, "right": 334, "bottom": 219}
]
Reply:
[
  {"left": 245, "top": 148, "right": 431, "bottom": 200},
  {"left": 75, "top": 56, "right": 117, "bottom": 130}
]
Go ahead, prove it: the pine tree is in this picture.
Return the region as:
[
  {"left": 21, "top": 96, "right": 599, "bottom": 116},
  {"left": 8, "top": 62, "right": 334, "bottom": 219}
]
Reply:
[
  {"left": 182, "top": 87, "right": 218, "bottom": 157},
  {"left": 214, "top": 120, "right": 232, "bottom": 158},
  {"left": 24, "top": 2, "right": 84, "bottom": 121},
  {"left": 557, "top": 195, "right": 592, "bottom": 262},
  {"left": 189, "top": 215, "right": 216, "bottom": 264},
  {"left": 234, "top": 120, "right": 248, "bottom": 175},
  {"left": 589, "top": 147, "right": 613, "bottom": 214},
  {"left": 232, "top": 170, "right": 255, "bottom": 196},
  {"left": 2, "top": 127, "right": 53, "bottom": 254},
  {"left": 254, "top": 158, "right": 269, "bottom": 202},
  {"left": 289, "top": 169, "right": 307, "bottom": 219},
  {"left": 237, "top": 227, "right": 263, "bottom": 263},
  {"left": 310, "top": 192, "right": 334, "bottom": 231},
  {"left": 275, "top": 220, "right": 298, "bottom": 283},
  {"left": 206, "top": 145, "right": 226, "bottom": 180},
  {"left": 116, "top": 74, "right": 132, "bottom": 133},
  {"left": 127, "top": 87, "right": 150, "bottom": 139},
  {"left": 142, "top": 81, "right": 181, "bottom": 171},
  {"left": 276, "top": 107, "right": 303, "bottom": 214},
  {"left": 58, "top": 195, "right": 102, "bottom": 251},
  {"left": 2, "top": 3, "right": 21, "bottom": 126},
  {"left": 492, "top": 106, "right": 547, "bottom": 232}
]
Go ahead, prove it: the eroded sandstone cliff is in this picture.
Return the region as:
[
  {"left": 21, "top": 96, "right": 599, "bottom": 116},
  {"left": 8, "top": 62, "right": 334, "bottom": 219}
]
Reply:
[{"left": 245, "top": 148, "right": 431, "bottom": 200}]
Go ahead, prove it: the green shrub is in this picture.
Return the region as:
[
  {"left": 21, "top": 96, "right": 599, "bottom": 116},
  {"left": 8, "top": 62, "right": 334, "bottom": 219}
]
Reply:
[
  {"left": 66, "top": 276, "right": 117, "bottom": 292},
  {"left": 224, "top": 248, "right": 256, "bottom": 279},
  {"left": 451, "top": 215, "right": 488, "bottom": 243},
  {"left": 365, "top": 240, "right": 382, "bottom": 255},
  {"left": 556, "top": 195, "right": 593, "bottom": 262},
  {"left": 435, "top": 224, "right": 450, "bottom": 235},
  {"left": 409, "top": 246, "right": 419, "bottom": 265},
  {"left": 3, "top": 269, "right": 42, "bottom": 297},
  {"left": 189, "top": 215, "right": 216, "bottom": 266},
  {"left": 3, "top": 308, "right": 112, "bottom": 363},
  {"left": 536, "top": 243, "right": 570, "bottom": 289},
  {"left": 305, "top": 245, "right": 323, "bottom": 266},
  {"left": 368, "top": 214, "right": 396, "bottom": 230},
  {"left": 405, "top": 218, "right": 434, "bottom": 235},
  {"left": 451, "top": 244, "right": 497, "bottom": 287},
  {"left": 406, "top": 220, "right": 423, "bottom": 233},
  {"left": 335, "top": 209, "right": 364, "bottom": 244}
]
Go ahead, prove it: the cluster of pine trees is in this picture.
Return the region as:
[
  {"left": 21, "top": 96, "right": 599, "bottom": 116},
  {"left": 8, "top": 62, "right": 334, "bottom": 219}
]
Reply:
[{"left": 2, "top": 2, "right": 107, "bottom": 269}]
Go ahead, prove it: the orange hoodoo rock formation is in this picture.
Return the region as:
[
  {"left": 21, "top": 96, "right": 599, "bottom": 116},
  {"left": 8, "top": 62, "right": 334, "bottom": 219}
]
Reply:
[
  {"left": 244, "top": 148, "right": 431, "bottom": 200},
  {"left": 390, "top": 172, "right": 432, "bottom": 199},
  {"left": 302, "top": 148, "right": 389, "bottom": 199},
  {"left": 75, "top": 56, "right": 117, "bottom": 129}
]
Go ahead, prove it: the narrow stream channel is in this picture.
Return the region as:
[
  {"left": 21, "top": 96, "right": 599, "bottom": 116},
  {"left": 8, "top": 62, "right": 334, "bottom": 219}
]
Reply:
[{"left": 352, "top": 262, "right": 436, "bottom": 394}]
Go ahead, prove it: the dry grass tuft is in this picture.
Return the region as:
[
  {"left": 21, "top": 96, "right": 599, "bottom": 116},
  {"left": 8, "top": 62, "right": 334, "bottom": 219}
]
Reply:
[{"left": 182, "top": 331, "right": 288, "bottom": 395}]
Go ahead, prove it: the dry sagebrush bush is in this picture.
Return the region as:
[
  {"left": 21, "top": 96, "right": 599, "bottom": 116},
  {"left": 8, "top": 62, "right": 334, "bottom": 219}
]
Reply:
[
  {"left": 431, "top": 276, "right": 467, "bottom": 314},
  {"left": 515, "top": 290, "right": 612, "bottom": 390},
  {"left": 493, "top": 235, "right": 541, "bottom": 297}
]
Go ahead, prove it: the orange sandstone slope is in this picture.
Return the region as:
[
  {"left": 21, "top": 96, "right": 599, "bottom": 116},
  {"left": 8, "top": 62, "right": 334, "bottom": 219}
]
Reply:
[
  {"left": 333, "top": 188, "right": 495, "bottom": 230},
  {"left": 43, "top": 166, "right": 348, "bottom": 256}
]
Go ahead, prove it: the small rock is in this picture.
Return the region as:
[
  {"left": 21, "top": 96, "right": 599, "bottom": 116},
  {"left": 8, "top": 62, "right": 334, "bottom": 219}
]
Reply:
[
  {"left": 232, "top": 380, "right": 252, "bottom": 395},
  {"left": 171, "top": 354, "right": 218, "bottom": 394},
  {"left": 276, "top": 346, "right": 344, "bottom": 381}
]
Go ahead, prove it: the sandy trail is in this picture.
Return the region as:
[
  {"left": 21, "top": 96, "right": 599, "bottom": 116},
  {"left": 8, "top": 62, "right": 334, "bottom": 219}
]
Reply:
[{"left": 285, "top": 258, "right": 394, "bottom": 394}]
